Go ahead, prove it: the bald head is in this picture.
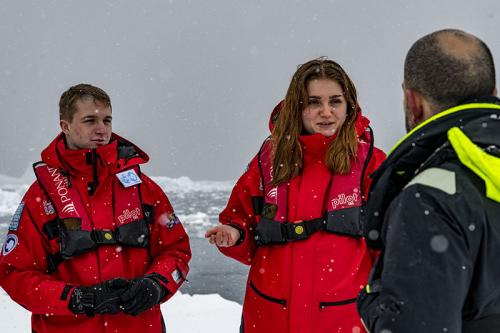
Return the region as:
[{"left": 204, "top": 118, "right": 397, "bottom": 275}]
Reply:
[
  {"left": 404, "top": 29, "right": 496, "bottom": 113},
  {"left": 438, "top": 31, "right": 482, "bottom": 59}
]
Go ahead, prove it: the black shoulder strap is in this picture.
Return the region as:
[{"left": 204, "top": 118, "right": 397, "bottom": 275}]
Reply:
[{"left": 360, "top": 126, "right": 375, "bottom": 204}]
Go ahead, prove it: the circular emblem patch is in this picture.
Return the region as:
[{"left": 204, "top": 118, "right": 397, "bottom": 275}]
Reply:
[
  {"left": 2, "top": 234, "right": 18, "bottom": 256},
  {"left": 295, "top": 225, "right": 304, "bottom": 235}
]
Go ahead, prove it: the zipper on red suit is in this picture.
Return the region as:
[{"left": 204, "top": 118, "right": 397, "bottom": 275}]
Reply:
[
  {"left": 87, "top": 148, "right": 102, "bottom": 281},
  {"left": 86, "top": 148, "right": 99, "bottom": 196}
]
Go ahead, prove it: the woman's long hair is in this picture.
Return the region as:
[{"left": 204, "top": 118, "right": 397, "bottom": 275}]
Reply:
[{"left": 271, "top": 58, "right": 359, "bottom": 185}]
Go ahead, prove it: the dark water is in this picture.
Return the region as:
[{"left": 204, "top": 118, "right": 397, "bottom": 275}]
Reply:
[
  {"left": 164, "top": 188, "right": 250, "bottom": 304},
  {"left": 181, "top": 238, "right": 248, "bottom": 304}
]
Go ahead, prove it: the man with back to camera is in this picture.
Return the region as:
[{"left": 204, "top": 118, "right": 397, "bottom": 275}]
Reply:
[
  {"left": 356, "top": 29, "right": 500, "bottom": 332},
  {"left": 0, "top": 83, "right": 191, "bottom": 332}
]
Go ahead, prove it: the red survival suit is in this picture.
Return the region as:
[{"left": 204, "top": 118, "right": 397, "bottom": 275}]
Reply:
[
  {"left": 219, "top": 105, "right": 385, "bottom": 333},
  {"left": 0, "top": 133, "right": 191, "bottom": 333}
]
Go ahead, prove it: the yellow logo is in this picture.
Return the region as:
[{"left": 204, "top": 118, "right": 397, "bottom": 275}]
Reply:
[
  {"left": 104, "top": 232, "right": 113, "bottom": 240},
  {"left": 295, "top": 225, "right": 304, "bottom": 235}
]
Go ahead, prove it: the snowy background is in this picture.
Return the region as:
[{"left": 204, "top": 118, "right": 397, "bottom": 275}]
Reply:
[
  {"left": 1, "top": 1, "right": 500, "bottom": 331},
  {"left": 0, "top": 292, "right": 242, "bottom": 332},
  {"left": 1, "top": 0, "right": 500, "bottom": 181}
]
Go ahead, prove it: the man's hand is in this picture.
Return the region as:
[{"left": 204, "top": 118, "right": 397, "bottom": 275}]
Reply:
[
  {"left": 120, "top": 275, "right": 167, "bottom": 316},
  {"left": 68, "top": 278, "right": 130, "bottom": 316},
  {"left": 205, "top": 224, "right": 241, "bottom": 247}
]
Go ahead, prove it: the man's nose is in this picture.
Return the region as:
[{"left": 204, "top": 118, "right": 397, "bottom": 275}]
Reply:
[{"left": 95, "top": 121, "right": 106, "bottom": 133}]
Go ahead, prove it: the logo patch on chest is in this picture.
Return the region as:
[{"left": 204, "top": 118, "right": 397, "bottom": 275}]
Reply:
[
  {"left": 116, "top": 169, "right": 142, "bottom": 188},
  {"left": 331, "top": 191, "right": 359, "bottom": 210},
  {"left": 43, "top": 200, "right": 55, "bottom": 215},
  {"left": 118, "top": 208, "right": 141, "bottom": 224}
]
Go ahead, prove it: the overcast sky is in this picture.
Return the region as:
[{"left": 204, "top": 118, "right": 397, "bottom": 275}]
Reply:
[{"left": 1, "top": 0, "right": 499, "bottom": 181}]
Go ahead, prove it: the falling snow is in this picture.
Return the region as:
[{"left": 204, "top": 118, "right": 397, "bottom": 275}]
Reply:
[{"left": 430, "top": 235, "right": 449, "bottom": 253}]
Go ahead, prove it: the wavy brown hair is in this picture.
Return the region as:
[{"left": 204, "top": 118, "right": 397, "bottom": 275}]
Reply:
[{"left": 271, "top": 58, "right": 359, "bottom": 185}]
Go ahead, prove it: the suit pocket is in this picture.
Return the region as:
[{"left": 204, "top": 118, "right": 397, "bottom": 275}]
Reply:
[
  {"left": 249, "top": 280, "right": 287, "bottom": 307},
  {"left": 319, "top": 296, "right": 357, "bottom": 310},
  {"left": 243, "top": 280, "right": 289, "bottom": 332}
]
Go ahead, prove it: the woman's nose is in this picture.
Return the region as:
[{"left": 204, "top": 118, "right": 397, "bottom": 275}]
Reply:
[{"left": 319, "top": 102, "right": 333, "bottom": 115}]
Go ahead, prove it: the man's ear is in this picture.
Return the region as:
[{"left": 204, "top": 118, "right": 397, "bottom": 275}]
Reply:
[
  {"left": 60, "top": 119, "right": 70, "bottom": 134},
  {"left": 493, "top": 87, "right": 497, "bottom": 97},
  {"left": 404, "top": 88, "right": 425, "bottom": 126}
]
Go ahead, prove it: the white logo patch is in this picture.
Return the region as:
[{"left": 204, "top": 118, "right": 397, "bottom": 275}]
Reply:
[
  {"left": 116, "top": 170, "right": 142, "bottom": 188},
  {"left": 2, "top": 234, "right": 18, "bottom": 256}
]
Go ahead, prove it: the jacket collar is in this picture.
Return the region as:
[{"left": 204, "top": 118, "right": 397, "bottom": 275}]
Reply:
[
  {"left": 364, "top": 97, "right": 500, "bottom": 249},
  {"left": 40, "top": 132, "right": 149, "bottom": 176},
  {"left": 390, "top": 100, "right": 500, "bottom": 155},
  {"left": 299, "top": 133, "right": 335, "bottom": 157},
  {"left": 373, "top": 99, "right": 500, "bottom": 182}
]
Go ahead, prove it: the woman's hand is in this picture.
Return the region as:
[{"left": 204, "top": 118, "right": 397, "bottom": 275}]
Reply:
[{"left": 205, "top": 225, "right": 241, "bottom": 247}]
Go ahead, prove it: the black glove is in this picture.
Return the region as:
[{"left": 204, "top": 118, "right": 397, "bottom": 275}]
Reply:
[
  {"left": 120, "top": 274, "right": 167, "bottom": 316},
  {"left": 68, "top": 278, "right": 130, "bottom": 316}
]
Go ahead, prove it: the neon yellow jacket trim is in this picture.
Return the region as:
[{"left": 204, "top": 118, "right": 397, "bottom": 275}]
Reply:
[{"left": 448, "top": 127, "right": 500, "bottom": 203}]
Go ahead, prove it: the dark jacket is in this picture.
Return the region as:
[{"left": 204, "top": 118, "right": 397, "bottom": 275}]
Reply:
[{"left": 357, "top": 97, "right": 500, "bottom": 333}]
